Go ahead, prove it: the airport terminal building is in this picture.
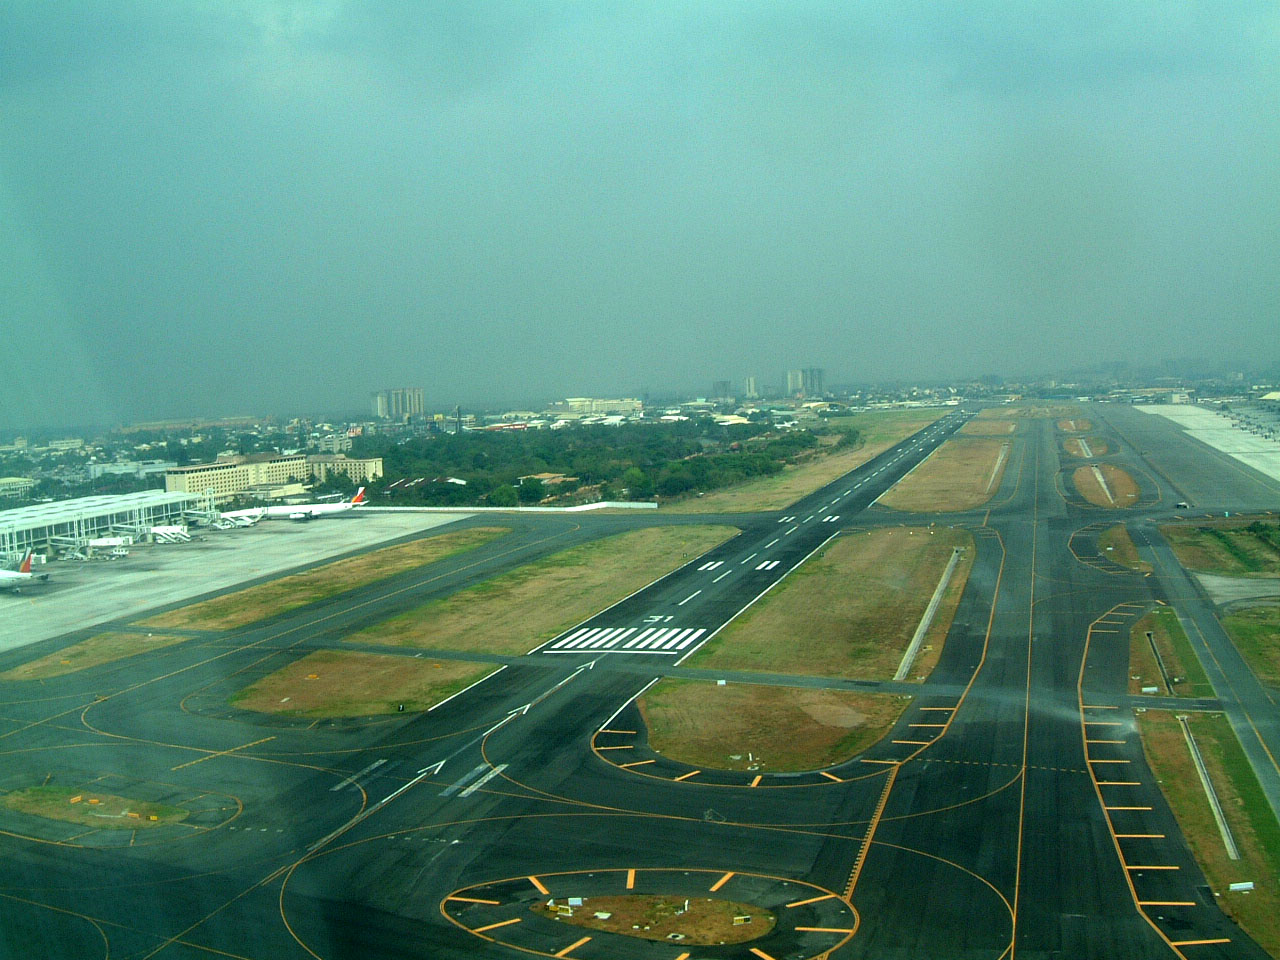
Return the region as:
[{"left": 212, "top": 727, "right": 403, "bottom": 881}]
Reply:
[{"left": 0, "top": 491, "right": 205, "bottom": 559}]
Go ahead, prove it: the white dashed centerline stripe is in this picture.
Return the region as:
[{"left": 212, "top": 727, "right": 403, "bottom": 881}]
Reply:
[
  {"left": 765, "top": 539, "right": 779, "bottom": 548},
  {"left": 784, "top": 527, "right": 797, "bottom": 536},
  {"left": 742, "top": 552, "right": 758, "bottom": 564},
  {"left": 713, "top": 568, "right": 732, "bottom": 583},
  {"left": 678, "top": 590, "right": 701, "bottom": 606}
]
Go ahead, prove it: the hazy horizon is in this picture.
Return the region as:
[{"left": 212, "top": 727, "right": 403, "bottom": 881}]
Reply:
[{"left": 3, "top": 2, "right": 1278, "bottom": 430}]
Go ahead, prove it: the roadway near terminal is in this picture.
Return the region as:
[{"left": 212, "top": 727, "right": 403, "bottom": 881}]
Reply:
[{"left": 0, "top": 406, "right": 1276, "bottom": 959}]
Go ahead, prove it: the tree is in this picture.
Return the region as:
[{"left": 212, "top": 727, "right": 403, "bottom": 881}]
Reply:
[
  {"left": 517, "top": 478, "right": 545, "bottom": 504},
  {"left": 488, "top": 485, "right": 518, "bottom": 507}
]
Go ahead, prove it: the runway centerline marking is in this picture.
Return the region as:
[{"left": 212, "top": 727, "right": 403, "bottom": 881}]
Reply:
[{"left": 678, "top": 590, "right": 701, "bottom": 606}]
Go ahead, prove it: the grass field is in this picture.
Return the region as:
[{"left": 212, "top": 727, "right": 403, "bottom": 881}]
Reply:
[
  {"left": 977, "top": 404, "right": 1083, "bottom": 420},
  {"left": 1097, "top": 525, "right": 1151, "bottom": 573},
  {"left": 637, "top": 679, "right": 908, "bottom": 771},
  {"left": 1160, "top": 519, "right": 1280, "bottom": 577},
  {"left": 687, "top": 526, "right": 974, "bottom": 680},
  {"left": 1072, "top": 463, "right": 1140, "bottom": 508},
  {"left": 664, "top": 410, "right": 943, "bottom": 514},
  {"left": 1128, "top": 609, "right": 1213, "bottom": 697},
  {"left": 532, "top": 895, "right": 774, "bottom": 945},
  {"left": 139, "top": 526, "right": 511, "bottom": 631},
  {"left": 0, "top": 632, "right": 188, "bottom": 680},
  {"left": 1064, "top": 437, "right": 1111, "bottom": 458},
  {"left": 878, "top": 436, "right": 1011, "bottom": 512},
  {"left": 960, "top": 420, "right": 1016, "bottom": 436},
  {"left": 1057, "top": 418, "right": 1094, "bottom": 432},
  {"left": 3, "top": 786, "right": 187, "bottom": 829},
  {"left": 1137, "top": 711, "right": 1280, "bottom": 957},
  {"left": 1221, "top": 605, "right": 1280, "bottom": 690},
  {"left": 344, "top": 525, "right": 738, "bottom": 655},
  {"left": 230, "top": 650, "right": 494, "bottom": 717}
]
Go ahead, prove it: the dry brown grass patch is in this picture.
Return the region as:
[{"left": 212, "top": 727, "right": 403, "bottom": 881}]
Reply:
[
  {"left": 688, "top": 526, "right": 974, "bottom": 680},
  {"left": 231, "top": 650, "right": 493, "bottom": 717},
  {"left": 532, "top": 895, "right": 774, "bottom": 944},
  {"left": 1057, "top": 418, "right": 1094, "bottom": 432},
  {"left": 638, "top": 679, "right": 908, "bottom": 771},
  {"left": 1097, "top": 525, "right": 1151, "bottom": 573},
  {"left": 1137, "top": 711, "right": 1280, "bottom": 956},
  {"left": 4, "top": 786, "right": 187, "bottom": 829},
  {"left": 345, "top": 525, "right": 738, "bottom": 655},
  {"left": 0, "top": 633, "right": 187, "bottom": 680},
  {"left": 960, "top": 420, "right": 1016, "bottom": 436},
  {"left": 141, "top": 526, "right": 511, "bottom": 631},
  {"left": 1072, "top": 464, "right": 1140, "bottom": 508},
  {"left": 665, "top": 411, "right": 943, "bottom": 513},
  {"left": 878, "top": 437, "right": 1011, "bottom": 512}
]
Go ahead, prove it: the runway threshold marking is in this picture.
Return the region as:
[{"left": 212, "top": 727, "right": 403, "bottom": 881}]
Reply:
[
  {"left": 555, "top": 936, "right": 591, "bottom": 957},
  {"left": 528, "top": 876, "right": 550, "bottom": 895},
  {"left": 626, "top": 869, "right": 635, "bottom": 889},
  {"left": 474, "top": 918, "right": 522, "bottom": 933},
  {"left": 709, "top": 871, "right": 734, "bottom": 892},
  {"left": 786, "top": 893, "right": 836, "bottom": 908},
  {"left": 674, "top": 770, "right": 701, "bottom": 782},
  {"left": 171, "top": 736, "right": 275, "bottom": 770}
]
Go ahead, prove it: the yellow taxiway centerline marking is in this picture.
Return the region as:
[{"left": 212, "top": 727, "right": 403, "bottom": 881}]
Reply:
[
  {"left": 1086, "top": 739, "right": 1125, "bottom": 744},
  {"left": 1097, "top": 781, "right": 1142, "bottom": 786},
  {"left": 474, "top": 918, "right": 522, "bottom": 933},
  {"left": 171, "top": 736, "right": 275, "bottom": 771},
  {"left": 891, "top": 739, "right": 931, "bottom": 745},
  {"left": 786, "top": 893, "right": 836, "bottom": 909},
  {"left": 1116, "top": 834, "right": 1165, "bottom": 839},
  {"left": 596, "top": 745, "right": 633, "bottom": 751},
  {"left": 447, "top": 896, "right": 500, "bottom": 905},
  {"left": 555, "top": 936, "right": 591, "bottom": 957},
  {"left": 709, "top": 871, "right": 734, "bottom": 892},
  {"left": 1126, "top": 865, "right": 1179, "bottom": 871},
  {"left": 600, "top": 729, "right": 635, "bottom": 735},
  {"left": 1170, "top": 939, "right": 1231, "bottom": 946},
  {"left": 1106, "top": 806, "right": 1153, "bottom": 811},
  {"left": 1139, "top": 900, "right": 1195, "bottom": 906},
  {"left": 795, "top": 927, "right": 856, "bottom": 933},
  {"left": 529, "top": 876, "right": 549, "bottom": 895}
]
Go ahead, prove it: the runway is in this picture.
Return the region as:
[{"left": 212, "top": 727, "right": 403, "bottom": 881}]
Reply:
[{"left": 0, "top": 405, "right": 1276, "bottom": 959}]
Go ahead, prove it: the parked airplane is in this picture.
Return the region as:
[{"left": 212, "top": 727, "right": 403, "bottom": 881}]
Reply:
[
  {"left": 220, "top": 487, "right": 367, "bottom": 524},
  {"left": 0, "top": 551, "right": 50, "bottom": 591}
]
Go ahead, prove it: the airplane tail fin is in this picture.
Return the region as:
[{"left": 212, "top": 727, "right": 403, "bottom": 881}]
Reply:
[
  {"left": 18, "top": 551, "right": 33, "bottom": 574},
  {"left": 351, "top": 487, "right": 366, "bottom": 505}
]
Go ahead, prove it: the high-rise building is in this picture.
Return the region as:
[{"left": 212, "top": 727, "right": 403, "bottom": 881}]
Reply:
[
  {"left": 712, "top": 380, "right": 732, "bottom": 400},
  {"left": 370, "top": 388, "right": 425, "bottom": 420},
  {"left": 744, "top": 376, "right": 759, "bottom": 399},
  {"left": 786, "top": 368, "right": 824, "bottom": 397}
]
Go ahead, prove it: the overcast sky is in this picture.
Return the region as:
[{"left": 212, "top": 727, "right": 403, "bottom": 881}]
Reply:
[{"left": 2, "top": 2, "right": 1278, "bottom": 429}]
